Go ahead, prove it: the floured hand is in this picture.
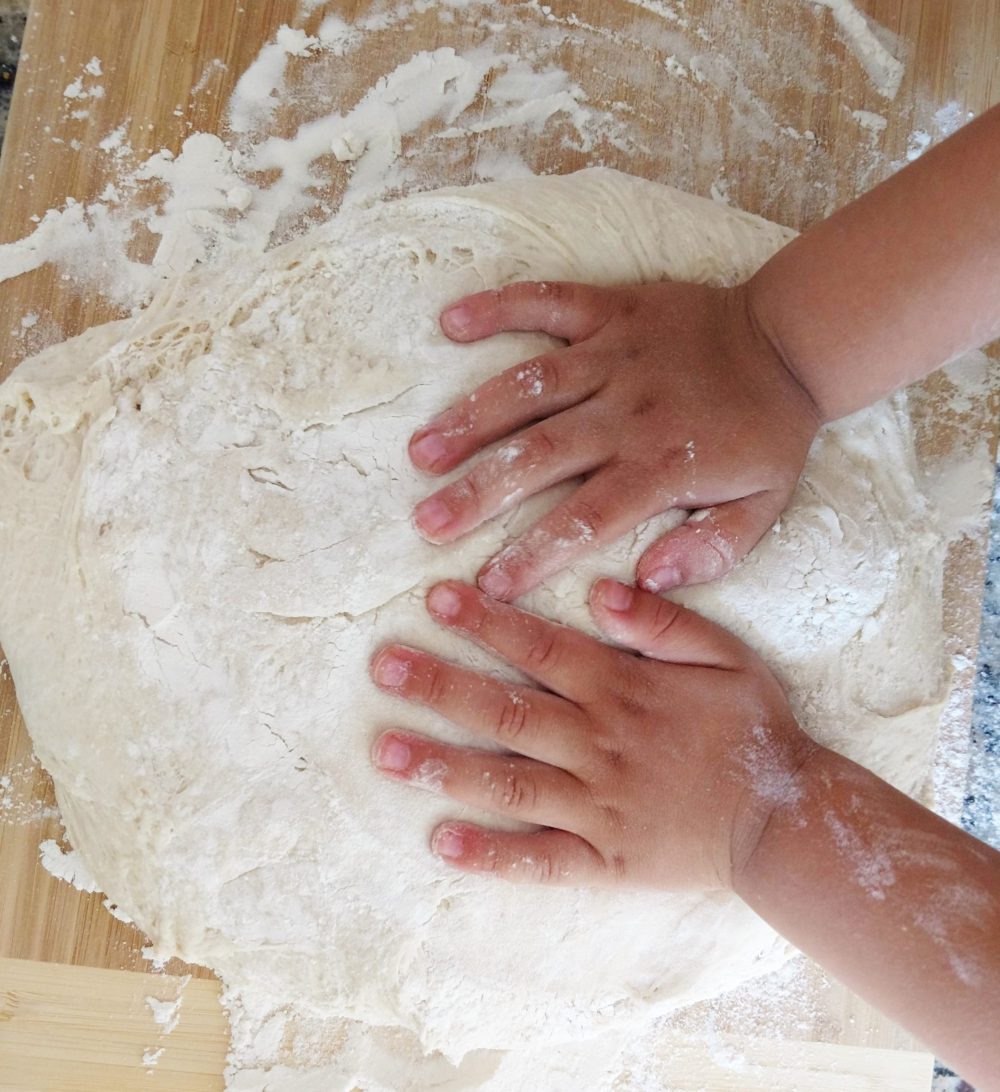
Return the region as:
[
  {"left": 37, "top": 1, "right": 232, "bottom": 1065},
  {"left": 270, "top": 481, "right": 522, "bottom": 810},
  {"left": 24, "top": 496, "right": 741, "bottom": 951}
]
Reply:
[
  {"left": 408, "top": 281, "right": 821, "bottom": 600},
  {"left": 370, "top": 579, "right": 817, "bottom": 891}
]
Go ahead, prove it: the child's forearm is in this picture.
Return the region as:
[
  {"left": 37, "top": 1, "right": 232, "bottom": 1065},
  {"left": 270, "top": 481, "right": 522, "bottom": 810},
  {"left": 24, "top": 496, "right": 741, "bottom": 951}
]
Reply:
[
  {"left": 747, "top": 104, "right": 1000, "bottom": 421},
  {"left": 734, "top": 746, "right": 1000, "bottom": 1089}
]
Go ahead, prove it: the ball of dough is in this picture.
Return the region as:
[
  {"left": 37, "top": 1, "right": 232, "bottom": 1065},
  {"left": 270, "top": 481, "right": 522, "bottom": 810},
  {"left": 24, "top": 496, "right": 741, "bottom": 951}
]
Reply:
[{"left": 0, "top": 169, "right": 946, "bottom": 1059}]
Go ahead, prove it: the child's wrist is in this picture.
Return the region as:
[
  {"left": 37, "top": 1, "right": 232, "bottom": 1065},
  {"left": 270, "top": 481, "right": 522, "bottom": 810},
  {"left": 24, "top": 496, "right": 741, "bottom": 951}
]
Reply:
[
  {"left": 732, "top": 276, "right": 830, "bottom": 428},
  {"left": 728, "top": 734, "right": 832, "bottom": 899}
]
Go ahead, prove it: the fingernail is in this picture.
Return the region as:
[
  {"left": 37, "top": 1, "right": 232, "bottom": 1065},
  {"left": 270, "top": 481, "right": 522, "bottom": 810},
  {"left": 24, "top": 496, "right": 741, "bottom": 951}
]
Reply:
[
  {"left": 479, "top": 565, "right": 512, "bottom": 600},
  {"left": 600, "top": 580, "right": 633, "bottom": 612},
  {"left": 411, "top": 431, "right": 448, "bottom": 468},
  {"left": 374, "top": 736, "right": 411, "bottom": 772},
  {"left": 442, "top": 304, "right": 472, "bottom": 336},
  {"left": 433, "top": 825, "right": 465, "bottom": 859},
  {"left": 643, "top": 566, "right": 682, "bottom": 593},
  {"left": 373, "top": 651, "right": 408, "bottom": 688},
  {"left": 428, "top": 584, "right": 463, "bottom": 620},
  {"left": 414, "top": 498, "right": 453, "bottom": 536}
]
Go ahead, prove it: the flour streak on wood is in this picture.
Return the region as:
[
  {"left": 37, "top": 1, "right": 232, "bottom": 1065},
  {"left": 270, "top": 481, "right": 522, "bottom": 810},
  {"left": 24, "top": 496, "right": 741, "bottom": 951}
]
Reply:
[{"left": 0, "top": 0, "right": 997, "bottom": 1088}]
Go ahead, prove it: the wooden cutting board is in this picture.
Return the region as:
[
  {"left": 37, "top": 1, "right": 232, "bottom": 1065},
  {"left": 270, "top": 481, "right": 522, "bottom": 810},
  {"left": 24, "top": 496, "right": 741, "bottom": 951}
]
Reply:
[{"left": 1, "top": 1, "right": 998, "bottom": 1089}]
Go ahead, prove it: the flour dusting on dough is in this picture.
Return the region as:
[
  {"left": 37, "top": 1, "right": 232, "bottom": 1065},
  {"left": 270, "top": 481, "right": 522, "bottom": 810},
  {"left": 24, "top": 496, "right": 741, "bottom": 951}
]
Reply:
[
  {"left": 0, "top": 4, "right": 989, "bottom": 1089},
  {"left": 0, "top": 167, "right": 964, "bottom": 1087}
]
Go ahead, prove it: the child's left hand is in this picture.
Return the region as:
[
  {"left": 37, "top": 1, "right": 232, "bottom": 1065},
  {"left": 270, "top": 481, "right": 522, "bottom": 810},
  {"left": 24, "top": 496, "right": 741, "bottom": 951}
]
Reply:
[{"left": 369, "top": 579, "right": 817, "bottom": 892}]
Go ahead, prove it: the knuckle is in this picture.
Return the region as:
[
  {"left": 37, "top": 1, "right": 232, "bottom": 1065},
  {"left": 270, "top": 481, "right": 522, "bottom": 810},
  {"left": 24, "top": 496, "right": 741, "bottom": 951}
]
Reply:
[
  {"left": 494, "top": 694, "right": 532, "bottom": 745},
  {"left": 610, "top": 687, "right": 645, "bottom": 717},
  {"left": 651, "top": 599, "right": 684, "bottom": 642},
  {"left": 513, "top": 354, "right": 558, "bottom": 400},
  {"left": 655, "top": 445, "right": 686, "bottom": 474},
  {"left": 565, "top": 498, "right": 608, "bottom": 541},
  {"left": 536, "top": 353, "right": 562, "bottom": 392},
  {"left": 423, "top": 663, "right": 450, "bottom": 706},
  {"left": 495, "top": 768, "right": 538, "bottom": 814},
  {"left": 614, "top": 288, "right": 640, "bottom": 319},
  {"left": 529, "top": 854, "right": 555, "bottom": 884},
  {"left": 609, "top": 852, "right": 628, "bottom": 881},
  {"left": 537, "top": 280, "right": 573, "bottom": 306},
  {"left": 524, "top": 426, "right": 559, "bottom": 463},
  {"left": 617, "top": 666, "right": 655, "bottom": 711},
  {"left": 598, "top": 742, "right": 628, "bottom": 777},
  {"left": 524, "top": 629, "right": 562, "bottom": 672}
]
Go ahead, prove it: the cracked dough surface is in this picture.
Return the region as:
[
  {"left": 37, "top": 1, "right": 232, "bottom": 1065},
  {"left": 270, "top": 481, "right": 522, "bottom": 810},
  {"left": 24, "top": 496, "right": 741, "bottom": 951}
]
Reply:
[{"left": 0, "top": 169, "right": 947, "bottom": 1064}]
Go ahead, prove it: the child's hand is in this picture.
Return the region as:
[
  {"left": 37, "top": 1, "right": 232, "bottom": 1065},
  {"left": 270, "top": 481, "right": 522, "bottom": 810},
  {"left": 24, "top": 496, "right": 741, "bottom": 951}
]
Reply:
[
  {"left": 409, "top": 282, "right": 821, "bottom": 601},
  {"left": 369, "top": 579, "right": 818, "bottom": 891}
]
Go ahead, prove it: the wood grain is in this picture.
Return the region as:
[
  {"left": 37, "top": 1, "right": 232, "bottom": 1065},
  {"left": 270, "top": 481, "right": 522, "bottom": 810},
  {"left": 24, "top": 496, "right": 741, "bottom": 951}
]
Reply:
[
  {"left": 0, "top": 958, "right": 935, "bottom": 1092},
  {"left": 0, "top": 0, "right": 997, "bottom": 1086},
  {"left": 0, "top": 957, "right": 226, "bottom": 1092}
]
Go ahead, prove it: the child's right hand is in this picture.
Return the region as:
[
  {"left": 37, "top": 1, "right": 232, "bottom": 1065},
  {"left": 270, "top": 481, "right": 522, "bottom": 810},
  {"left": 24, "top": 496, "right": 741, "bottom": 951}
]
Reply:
[
  {"left": 370, "top": 578, "right": 1000, "bottom": 1088},
  {"left": 410, "top": 280, "right": 822, "bottom": 602},
  {"left": 370, "top": 577, "right": 817, "bottom": 892}
]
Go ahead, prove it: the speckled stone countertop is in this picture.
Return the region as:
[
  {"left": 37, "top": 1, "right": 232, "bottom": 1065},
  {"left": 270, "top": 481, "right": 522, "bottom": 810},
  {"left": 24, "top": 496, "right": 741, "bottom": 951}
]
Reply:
[
  {"left": 0, "top": 5, "right": 26, "bottom": 136},
  {"left": 0, "top": 5, "right": 994, "bottom": 1090}
]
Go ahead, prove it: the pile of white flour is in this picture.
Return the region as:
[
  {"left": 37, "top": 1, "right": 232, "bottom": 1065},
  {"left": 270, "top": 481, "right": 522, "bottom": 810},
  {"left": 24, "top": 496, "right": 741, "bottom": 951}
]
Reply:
[{"left": 0, "top": 168, "right": 957, "bottom": 1086}]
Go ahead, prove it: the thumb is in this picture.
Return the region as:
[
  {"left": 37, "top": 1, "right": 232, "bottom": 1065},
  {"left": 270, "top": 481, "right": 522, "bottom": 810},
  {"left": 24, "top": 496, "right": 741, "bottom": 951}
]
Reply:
[
  {"left": 440, "top": 281, "right": 615, "bottom": 344},
  {"left": 635, "top": 491, "right": 787, "bottom": 594},
  {"left": 588, "top": 579, "right": 747, "bottom": 668}
]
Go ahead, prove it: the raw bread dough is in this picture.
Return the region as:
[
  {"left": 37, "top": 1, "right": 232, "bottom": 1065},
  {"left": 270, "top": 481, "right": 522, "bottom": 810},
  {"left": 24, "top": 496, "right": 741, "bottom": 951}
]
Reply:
[{"left": 0, "top": 170, "right": 947, "bottom": 1063}]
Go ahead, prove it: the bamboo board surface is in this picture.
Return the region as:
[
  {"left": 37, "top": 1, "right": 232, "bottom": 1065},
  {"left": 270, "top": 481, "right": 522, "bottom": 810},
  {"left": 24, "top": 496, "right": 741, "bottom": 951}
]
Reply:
[
  {"left": 0, "top": 955, "right": 936, "bottom": 1092},
  {"left": 1, "top": 0, "right": 998, "bottom": 1088}
]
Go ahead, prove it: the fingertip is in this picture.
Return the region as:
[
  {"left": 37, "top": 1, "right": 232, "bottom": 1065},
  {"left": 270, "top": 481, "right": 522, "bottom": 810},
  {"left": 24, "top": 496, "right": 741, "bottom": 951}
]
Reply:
[
  {"left": 413, "top": 496, "right": 455, "bottom": 541},
  {"left": 370, "top": 646, "right": 410, "bottom": 689},
  {"left": 637, "top": 562, "right": 683, "bottom": 595},
  {"left": 432, "top": 821, "right": 468, "bottom": 860},
  {"left": 590, "top": 578, "right": 634, "bottom": 613},
  {"left": 409, "top": 430, "right": 450, "bottom": 471},
  {"left": 427, "top": 581, "right": 465, "bottom": 621},
  {"left": 440, "top": 303, "right": 476, "bottom": 341},
  {"left": 371, "top": 731, "right": 413, "bottom": 774},
  {"left": 478, "top": 562, "right": 514, "bottom": 602}
]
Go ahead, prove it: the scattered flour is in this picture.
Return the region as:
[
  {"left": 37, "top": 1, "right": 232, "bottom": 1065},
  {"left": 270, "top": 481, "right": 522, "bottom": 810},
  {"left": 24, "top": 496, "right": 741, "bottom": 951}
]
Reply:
[
  {"left": 0, "top": 0, "right": 935, "bottom": 316},
  {"left": 808, "top": 0, "right": 905, "bottom": 99},
  {"left": 229, "top": 25, "right": 320, "bottom": 134},
  {"left": 146, "top": 993, "right": 185, "bottom": 1036},
  {"left": 0, "top": 757, "right": 60, "bottom": 826},
  {"left": 851, "top": 108, "right": 887, "bottom": 135}
]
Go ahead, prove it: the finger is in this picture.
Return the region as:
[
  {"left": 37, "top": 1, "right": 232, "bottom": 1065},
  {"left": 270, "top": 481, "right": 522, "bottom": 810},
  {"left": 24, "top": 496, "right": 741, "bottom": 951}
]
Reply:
[
  {"left": 430, "top": 821, "right": 608, "bottom": 886},
  {"left": 409, "top": 346, "right": 604, "bottom": 475},
  {"left": 476, "top": 466, "right": 670, "bottom": 602},
  {"left": 412, "top": 412, "right": 607, "bottom": 544},
  {"left": 425, "top": 581, "right": 619, "bottom": 702},
  {"left": 588, "top": 579, "right": 747, "bottom": 669},
  {"left": 635, "top": 491, "right": 789, "bottom": 593},
  {"left": 370, "top": 645, "right": 592, "bottom": 767},
  {"left": 439, "top": 281, "right": 617, "bottom": 344},
  {"left": 371, "top": 731, "right": 589, "bottom": 829}
]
